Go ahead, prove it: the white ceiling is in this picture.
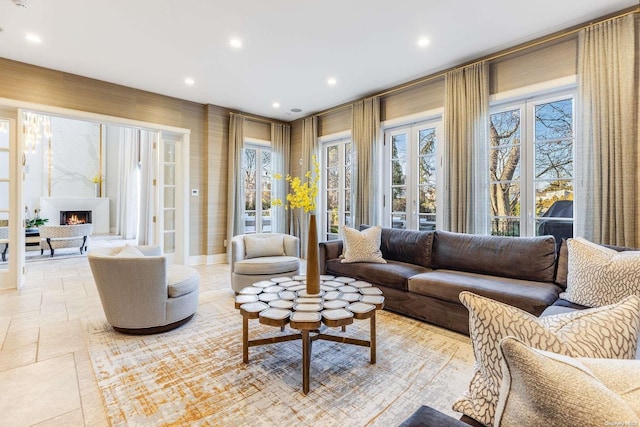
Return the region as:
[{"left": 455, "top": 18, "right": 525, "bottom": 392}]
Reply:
[{"left": 0, "top": 0, "right": 636, "bottom": 121}]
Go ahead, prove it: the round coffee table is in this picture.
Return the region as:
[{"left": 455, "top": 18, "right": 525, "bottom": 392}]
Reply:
[{"left": 235, "top": 275, "right": 385, "bottom": 394}]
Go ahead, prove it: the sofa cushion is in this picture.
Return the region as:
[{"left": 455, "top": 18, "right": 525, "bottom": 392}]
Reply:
[
  {"left": 495, "top": 337, "right": 640, "bottom": 427},
  {"left": 561, "top": 237, "right": 640, "bottom": 307},
  {"left": 408, "top": 270, "right": 561, "bottom": 316},
  {"left": 167, "top": 265, "right": 199, "bottom": 298},
  {"left": 244, "top": 234, "right": 285, "bottom": 259},
  {"left": 432, "top": 231, "right": 557, "bottom": 282},
  {"left": 452, "top": 292, "right": 640, "bottom": 426},
  {"left": 326, "top": 258, "right": 430, "bottom": 291},
  {"left": 234, "top": 256, "right": 299, "bottom": 275},
  {"left": 360, "top": 225, "right": 433, "bottom": 268},
  {"left": 341, "top": 225, "right": 386, "bottom": 264}
]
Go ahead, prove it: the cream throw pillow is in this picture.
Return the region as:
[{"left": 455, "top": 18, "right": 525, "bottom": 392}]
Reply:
[
  {"left": 561, "top": 237, "right": 640, "bottom": 307},
  {"left": 452, "top": 292, "right": 640, "bottom": 426},
  {"left": 114, "top": 244, "right": 145, "bottom": 257},
  {"left": 341, "top": 225, "right": 386, "bottom": 264},
  {"left": 495, "top": 337, "right": 640, "bottom": 427},
  {"left": 243, "top": 234, "right": 285, "bottom": 259}
]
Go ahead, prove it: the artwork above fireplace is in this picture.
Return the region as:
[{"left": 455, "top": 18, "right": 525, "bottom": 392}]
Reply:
[{"left": 60, "top": 210, "right": 92, "bottom": 225}]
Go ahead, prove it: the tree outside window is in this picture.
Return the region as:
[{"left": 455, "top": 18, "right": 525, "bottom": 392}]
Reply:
[{"left": 489, "top": 95, "right": 574, "bottom": 239}]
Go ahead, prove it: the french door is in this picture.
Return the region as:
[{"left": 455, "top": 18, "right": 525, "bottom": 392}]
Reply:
[
  {"left": 384, "top": 120, "right": 442, "bottom": 231},
  {"left": 0, "top": 117, "right": 24, "bottom": 289},
  {"left": 158, "top": 131, "right": 189, "bottom": 264},
  {"left": 321, "top": 139, "right": 352, "bottom": 240}
]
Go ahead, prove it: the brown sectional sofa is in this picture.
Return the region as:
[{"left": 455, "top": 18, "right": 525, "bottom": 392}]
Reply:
[{"left": 320, "top": 226, "right": 564, "bottom": 335}]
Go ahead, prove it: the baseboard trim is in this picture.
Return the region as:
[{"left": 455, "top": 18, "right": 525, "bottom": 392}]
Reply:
[{"left": 188, "top": 253, "right": 227, "bottom": 266}]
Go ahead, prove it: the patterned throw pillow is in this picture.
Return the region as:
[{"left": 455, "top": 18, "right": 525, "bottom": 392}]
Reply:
[
  {"left": 453, "top": 292, "right": 640, "bottom": 426},
  {"left": 495, "top": 337, "right": 640, "bottom": 427},
  {"left": 561, "top": 237, "right": 640, "bottom": 307},
  {"left": 341, "top": 225, "right": 386, "bottom": 264}
]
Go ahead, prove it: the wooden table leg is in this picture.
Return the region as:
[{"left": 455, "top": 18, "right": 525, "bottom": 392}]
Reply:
[
  {"left": 302, "top": 329, "right": 311, "bottom": 394},
  {"left": 370, "top": 311, "right": 376, "bottom": 364},
  {"left": 242, "top": 315, "right": 249, "bottom": 363}
]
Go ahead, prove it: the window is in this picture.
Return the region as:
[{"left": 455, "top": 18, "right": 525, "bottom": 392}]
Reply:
[
  {"left": 242, "top": 144, "right": 272, "bottom": 233},
  {"left": 383, "top": 120, "right": 442, "bottom": 231},
  {"left": 489, "top": 92, "right": 574, "bottom": 240},
  {"left": 321, "top": 138, "right": 352, "bottom": 240}
]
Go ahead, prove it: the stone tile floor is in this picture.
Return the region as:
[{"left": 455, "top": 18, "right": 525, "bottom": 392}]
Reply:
[{"left": 0, "top": 255, "right": 230, "bottom": 426}]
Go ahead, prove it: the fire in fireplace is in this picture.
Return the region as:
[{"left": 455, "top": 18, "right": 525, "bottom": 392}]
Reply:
[{"left": 60, "top": 210, "right": 92, "bottom": 225}]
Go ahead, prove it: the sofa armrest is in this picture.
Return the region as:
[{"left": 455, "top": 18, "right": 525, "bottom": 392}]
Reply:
[
  {"left": 319, "top": 240, "right": 343, "bottom": 275},
  {"left": 399, "top": 405, "right": 475, "bottom": 427}
]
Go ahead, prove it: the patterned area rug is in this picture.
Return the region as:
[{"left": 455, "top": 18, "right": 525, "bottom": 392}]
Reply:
[{"left": 86, "top": 288, "right": 473, "bottom": 426}]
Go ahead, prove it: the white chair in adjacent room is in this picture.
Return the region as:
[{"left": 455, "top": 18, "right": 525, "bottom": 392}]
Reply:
[
  {"left": 230, "top": 233, "right": 300, "bottom": 293},
  {"left": 0, "top": 227, "right": 8, "bottom": 262},
  {"left": 39, "top": 223, "right": 93, "bottom": 257},
  {"left": 88, "top": 245, "right": 199, "bottom": 334}
]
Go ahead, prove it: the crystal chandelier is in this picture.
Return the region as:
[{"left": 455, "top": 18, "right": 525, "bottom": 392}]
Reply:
[{"left": 23, "top": 112, "right": 51, "bottom": 154}]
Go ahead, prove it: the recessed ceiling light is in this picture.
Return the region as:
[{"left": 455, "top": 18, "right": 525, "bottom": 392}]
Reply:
[
  {"left": 229, "top": 37, "right": 242, "bottom": 49},
  {"left": 291, "top": 108, "right": 302, "bottom": 113},
  {"left": 417, "top": 37, "right": 431, "bottom": 48},
  {"left": 184, "top": 77, "right": 195, "bottom": 86},
  {"left": 272, "top": 102, "right": 280, "bottom": 108},
  {"left": 327, "top": 77, "right": 337, "bottom": 86},
  {"left": 25, "top": 33, "right": 41, "bottom": 44}
]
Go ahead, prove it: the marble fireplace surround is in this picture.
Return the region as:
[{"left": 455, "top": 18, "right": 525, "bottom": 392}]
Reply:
[{"left": 40, "top": 197, "right": 109, "bottom": 234}]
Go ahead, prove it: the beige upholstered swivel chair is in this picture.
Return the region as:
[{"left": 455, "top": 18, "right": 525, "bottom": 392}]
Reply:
[
  {"left": 230, "top": 233, "right": 300, "bottom": 293},
  {"left": 88, "top": 245, "right": 199, "bottom": 334}
]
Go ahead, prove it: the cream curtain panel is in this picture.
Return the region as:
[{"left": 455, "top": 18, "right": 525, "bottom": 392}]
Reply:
[
  {"left": 443, "top": 62, "right": 489, "bottom": 234},
  {"left": 137, "top": 130, "right": 157, "bottom": 245},
  {"left": 352, "top": 96, "right": 380, "bottom": 227},
  {"left": 115, "top": 128, "right": 140, "bottom": 240},
  {"left": 271, "top": 123, "right": 291, "bottom": 234},
  {"left": 227, "top": 113, "right": 246, "bottom": 261},
  {"left": 299, "top": 116, "right": 318, "bottom": 257},
  {"left": 576, "top": 14, "right": 638, "bottom": 247}
]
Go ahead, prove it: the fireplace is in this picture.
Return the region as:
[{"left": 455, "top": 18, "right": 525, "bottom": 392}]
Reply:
[{"left": 60, "top": 210, "right": 92, "bottom": 225}]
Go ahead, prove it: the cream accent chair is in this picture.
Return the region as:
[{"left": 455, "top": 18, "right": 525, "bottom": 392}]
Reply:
[
  {"left": 39, "top": 223, "right": 93, "bottom": 257},
  {"left": 88, "top": 245, "right": 199, "bottom": 334},
  {"left": 230, "top": 233, "right": 300, "bottom": 293}
]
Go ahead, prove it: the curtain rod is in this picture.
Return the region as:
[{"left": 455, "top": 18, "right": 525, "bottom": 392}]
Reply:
[
  {"left": 229, "top": 111, "right": 289, "bottom": 126},
  {"left": 316, "top": 6, "right": 639, "bottom": 118}
]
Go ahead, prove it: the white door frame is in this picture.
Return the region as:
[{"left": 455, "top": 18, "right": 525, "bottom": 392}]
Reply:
[
  {"left": 0, "top": 117, "right": 24, "bottom": 290},
  {"left": 157, "top": 131, "right": 189, "bottom": 265},
  {"left": 0, "top": 98, "right": 191, "bottom": 288}
]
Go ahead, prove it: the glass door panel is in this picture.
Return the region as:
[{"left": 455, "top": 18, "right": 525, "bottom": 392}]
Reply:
[
  {"left": 390, "top": 133, "right": 408, "bottom": 229},
  {"left": 385, "top": 121, "right": 440, "bottom": 231},
  {"left": 162, "top": 140, "right": 176, "bottom": 253},
  {"left": 321, "top": 140, "right": 352, "bottom": 240}
]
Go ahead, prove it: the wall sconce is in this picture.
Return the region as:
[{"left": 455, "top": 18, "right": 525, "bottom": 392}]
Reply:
[{"left": 23, "top": 112, "right": 51, "bottom": 154}]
